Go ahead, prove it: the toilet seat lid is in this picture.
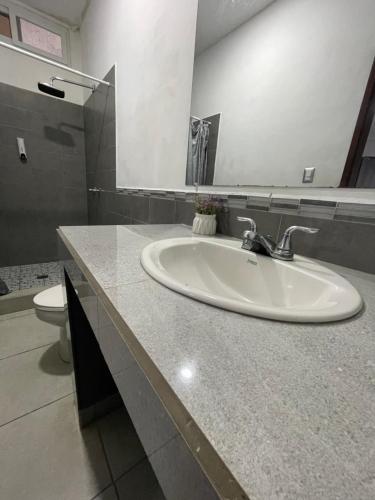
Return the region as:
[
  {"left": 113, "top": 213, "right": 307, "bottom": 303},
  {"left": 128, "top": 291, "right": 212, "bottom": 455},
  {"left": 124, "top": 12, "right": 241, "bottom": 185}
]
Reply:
[{"left": 33, "top": 284, "right": 66, "bottom": 312}]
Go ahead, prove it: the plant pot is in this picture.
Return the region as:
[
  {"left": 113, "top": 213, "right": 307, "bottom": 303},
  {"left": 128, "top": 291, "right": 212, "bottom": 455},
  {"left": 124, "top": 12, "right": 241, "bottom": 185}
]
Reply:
[{"left": 192, "top": 213, "right": 217, "bottom": 236}]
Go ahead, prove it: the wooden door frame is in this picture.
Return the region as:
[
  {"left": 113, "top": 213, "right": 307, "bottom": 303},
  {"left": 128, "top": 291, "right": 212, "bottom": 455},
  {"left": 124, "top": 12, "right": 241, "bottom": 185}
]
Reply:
[{"left": 340, "top": 57, "right": 375, "bottom": 187}]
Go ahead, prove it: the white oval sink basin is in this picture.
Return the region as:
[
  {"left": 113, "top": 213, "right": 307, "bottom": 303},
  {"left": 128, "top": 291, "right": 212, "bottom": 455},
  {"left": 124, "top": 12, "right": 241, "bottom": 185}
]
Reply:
[{"left": 141, "top": 237, "right": 363, "bottom": 323}]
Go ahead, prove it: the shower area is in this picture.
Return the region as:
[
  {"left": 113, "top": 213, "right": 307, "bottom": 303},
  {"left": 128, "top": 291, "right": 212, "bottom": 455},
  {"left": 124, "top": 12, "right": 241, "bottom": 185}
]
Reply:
[
  {"left": 0, "top": 42, "right": 116, "bottom": 307},
  {"left": 185, "top": 113, "right": 220, "bottom": 186}
]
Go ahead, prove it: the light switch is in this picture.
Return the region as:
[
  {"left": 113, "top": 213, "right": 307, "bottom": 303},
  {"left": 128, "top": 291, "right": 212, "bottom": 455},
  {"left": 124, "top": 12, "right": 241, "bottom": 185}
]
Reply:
[{"left": 303, "top": 167, "right": 315, "bottom": 183}]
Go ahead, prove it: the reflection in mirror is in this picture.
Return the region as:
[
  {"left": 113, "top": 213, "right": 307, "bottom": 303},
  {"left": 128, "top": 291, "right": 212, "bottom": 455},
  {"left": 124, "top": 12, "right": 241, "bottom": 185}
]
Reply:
[
  {"left": 186, "top": 0, "right": 375, "bottom": 189},
  {"left": 186, "top": 114, "right": 221, "bottom": 185}
]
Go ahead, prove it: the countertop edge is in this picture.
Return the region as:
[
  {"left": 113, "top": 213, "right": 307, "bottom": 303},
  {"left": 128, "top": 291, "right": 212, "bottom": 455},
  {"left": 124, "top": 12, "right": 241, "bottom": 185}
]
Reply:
[{"left": 57, "top": 228, "right": 250, "bottom": 500}]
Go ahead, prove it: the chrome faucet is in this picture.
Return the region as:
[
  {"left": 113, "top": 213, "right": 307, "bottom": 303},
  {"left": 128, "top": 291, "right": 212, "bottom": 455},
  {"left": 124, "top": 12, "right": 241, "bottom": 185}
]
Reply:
[{"left": 237, "top": 217, "right": 319, "bottom": 261}]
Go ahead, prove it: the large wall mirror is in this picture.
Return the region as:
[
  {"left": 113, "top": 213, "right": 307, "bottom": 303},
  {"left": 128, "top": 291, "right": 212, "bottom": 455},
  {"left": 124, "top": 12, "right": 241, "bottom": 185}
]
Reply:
[{"left": 186, "top": 0, "right": 375, "bottom": 189}]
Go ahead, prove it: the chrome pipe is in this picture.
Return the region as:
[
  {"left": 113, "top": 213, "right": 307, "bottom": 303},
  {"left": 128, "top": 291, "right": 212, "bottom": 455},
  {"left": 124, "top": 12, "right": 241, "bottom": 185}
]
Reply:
[
  {"left": 0, "top": 40, "right": 111, "bottom": 86},
  {"left": 51, "top": 76, "right": 96, "bottom": 92}
]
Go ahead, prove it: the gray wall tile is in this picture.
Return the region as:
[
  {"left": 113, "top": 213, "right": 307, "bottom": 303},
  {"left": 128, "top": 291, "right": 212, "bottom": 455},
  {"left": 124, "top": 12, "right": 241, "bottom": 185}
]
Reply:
[
  {"left": 149, "top": 197, "right": 176, "bottom": 224},
  {"left": 0, "top": 103, "right": 34, "bottom": 130},
  {"left": 175, "top": 200, "right": 195, "bottom": 225},
  {"left": 114, "top": 193, "right": 132, "bottom": 218},
  {"left": 131, "top": 195, "right": 150, "bottom": 223},
  {"left": 0, "top": 83, "right": 87, "bottom": 266},
  {"left": 278, "top": 214, "right": 375, "bottom": 274},
  {"left": 217, "top": 206, "right": 281, "bottom": 240},
  {"left": 0, "top": 211, "right": 9, "bottom": 265},
  {"left": 62, "top": 154, "right": 87, "bottom": 190}
]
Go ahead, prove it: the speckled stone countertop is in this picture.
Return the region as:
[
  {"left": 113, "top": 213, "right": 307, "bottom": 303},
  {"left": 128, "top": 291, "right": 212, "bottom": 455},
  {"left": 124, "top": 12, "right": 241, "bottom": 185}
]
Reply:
[{"left": 59, "top": 224, "right": 375, "bottom": 500}]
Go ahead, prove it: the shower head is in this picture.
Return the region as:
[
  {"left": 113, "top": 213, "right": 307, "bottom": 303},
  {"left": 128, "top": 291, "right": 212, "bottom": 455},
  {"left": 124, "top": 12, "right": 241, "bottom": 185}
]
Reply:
[
  {"left": 37, "top": 76, "right": 96, "bottom": 99},
  {"left": 38, "top": 81, "right": 65, "bottom": 98}
]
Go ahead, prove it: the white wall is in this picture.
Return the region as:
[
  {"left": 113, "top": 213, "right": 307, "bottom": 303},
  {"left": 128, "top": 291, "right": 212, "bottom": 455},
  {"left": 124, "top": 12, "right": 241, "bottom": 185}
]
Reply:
[
  {"left": 191, "top": 0, "right": 375, "bottom": 187},
  {"left": 80, "top": 0, "right": 198, "bottom": 188},
  {"left": 0, "top": 29, "right": 85, "bottom": 105}
]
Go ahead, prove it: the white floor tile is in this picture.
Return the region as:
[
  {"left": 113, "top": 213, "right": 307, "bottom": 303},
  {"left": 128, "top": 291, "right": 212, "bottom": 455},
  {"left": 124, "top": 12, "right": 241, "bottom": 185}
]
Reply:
[
  {"left": 0, "top": 395, "right": 111, "bottom": 500},
  {"left": 0, "top": 343, "right": 73, "bottom": 426},
  {"left": 0, "top": 309, "right": 59, "bottom": 359}
]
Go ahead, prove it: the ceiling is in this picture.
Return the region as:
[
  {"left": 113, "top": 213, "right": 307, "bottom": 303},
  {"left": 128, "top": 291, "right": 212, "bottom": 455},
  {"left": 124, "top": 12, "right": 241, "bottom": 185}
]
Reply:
[
  {"left": 20, "top": 0, "right": 88, "bottom": 27},
  {"left": 195, "top": 0, "right": 275, "bottom": 55},
  {"left": 20, "top": 0, "right": 274, "bottom": 47}
]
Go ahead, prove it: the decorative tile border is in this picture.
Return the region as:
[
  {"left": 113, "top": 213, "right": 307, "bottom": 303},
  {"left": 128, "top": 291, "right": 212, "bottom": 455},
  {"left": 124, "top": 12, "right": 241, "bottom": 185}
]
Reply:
[
  {"left": 270, "top": 197, "right": 300, "bottom": 214},
  {"left": 246, "top": 194, "right": 271, "bottom": 211},
  {"left": 334, "top": 202, "right": 375, "bottom": 224},
  {"left": 116, "top": 188, "right": 375, "bottom": 225},
  {"left": 299, "top": 199, "right": 337, "bottom": 220}
]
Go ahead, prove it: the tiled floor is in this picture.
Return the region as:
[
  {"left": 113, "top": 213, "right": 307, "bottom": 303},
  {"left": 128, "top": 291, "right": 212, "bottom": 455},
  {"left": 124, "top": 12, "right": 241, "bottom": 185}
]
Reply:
[
  {"left": 0, "top": 261, "right": 62, "bottom": 292},
  {"left": 0, "top": 308, "right": 165, "bottom": 500}
]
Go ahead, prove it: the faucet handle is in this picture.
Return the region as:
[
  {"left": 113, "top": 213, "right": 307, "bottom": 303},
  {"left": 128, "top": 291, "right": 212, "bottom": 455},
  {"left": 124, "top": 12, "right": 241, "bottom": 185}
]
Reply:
[
  {"left": 276, "top": 225, "right": 319, "bottom": 259},
  {"left": 236, "top": 216, "right": 257, "bottom": 232},
  {"left": 284, "top": 225, "right": 319, "bottom": 236}
]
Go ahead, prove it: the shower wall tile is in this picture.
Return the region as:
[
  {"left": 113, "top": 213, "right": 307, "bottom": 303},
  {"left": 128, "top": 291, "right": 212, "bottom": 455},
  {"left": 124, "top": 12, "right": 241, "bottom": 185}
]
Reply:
[
  {"left": 0, "top": 211, "right": 10, "bottom": 267},
  {"left": 0, "top": 103, "right": 34, "bottom": 130},
  {"left": 104, "top": 85, "right": 116, "bottom": 126},
  {"left": 84, "top": 66, "right": 117, "bottom": 225},
  {"left": 98, "top": 146, "right": 116, "bottom": 172},
  {"left": 0, "top": 82, "right": 87, "bottom": 266},
  {"left": 62, "top": 154, "right": 87, "bottom": 189},
  {"left": 102, "top": 122, "right": 116, "bottom": 149},
  {"left": 61, "top": 188, "right": 88, "bottom": 223},
  {"left": 97, "top": 170, "right": 116, "bottom": 191}
]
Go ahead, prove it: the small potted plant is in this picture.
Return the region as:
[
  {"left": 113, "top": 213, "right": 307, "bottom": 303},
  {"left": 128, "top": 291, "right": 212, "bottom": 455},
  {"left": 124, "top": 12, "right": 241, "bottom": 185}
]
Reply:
[{"left": 192, "top": 196, "right": 219, "bottom": 235}]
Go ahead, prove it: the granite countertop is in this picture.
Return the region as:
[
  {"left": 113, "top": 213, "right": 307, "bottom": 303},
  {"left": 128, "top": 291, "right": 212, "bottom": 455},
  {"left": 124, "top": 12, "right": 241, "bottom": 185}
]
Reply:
[{"left": 59, "top": 224, "right": 375, "bottom": 500}]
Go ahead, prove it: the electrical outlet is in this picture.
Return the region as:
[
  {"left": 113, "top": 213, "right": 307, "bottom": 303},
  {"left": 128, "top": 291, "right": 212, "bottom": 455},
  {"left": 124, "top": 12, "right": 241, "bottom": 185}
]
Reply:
[{"left": 303, "top": 167, "right": 315, "bottom": 183}]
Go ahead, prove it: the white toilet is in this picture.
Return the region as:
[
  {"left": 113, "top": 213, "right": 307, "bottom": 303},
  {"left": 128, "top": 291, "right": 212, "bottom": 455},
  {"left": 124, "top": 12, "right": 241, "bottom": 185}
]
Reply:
[{"left": 33, "top": 284, "right": 71, "bottom": 363}]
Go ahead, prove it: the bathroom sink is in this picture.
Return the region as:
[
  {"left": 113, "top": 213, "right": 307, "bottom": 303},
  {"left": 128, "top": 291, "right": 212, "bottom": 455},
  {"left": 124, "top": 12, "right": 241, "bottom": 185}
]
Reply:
[{"left": 141, "top": 237, "right": 363, "bottom": 323}]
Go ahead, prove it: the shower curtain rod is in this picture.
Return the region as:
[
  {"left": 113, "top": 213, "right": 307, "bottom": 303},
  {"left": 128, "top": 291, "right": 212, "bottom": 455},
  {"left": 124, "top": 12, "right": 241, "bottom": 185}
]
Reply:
[
  {"left": 0, "top": 40, "right": 111, "bottom": 86},
  {"left": 191, "top": 115, "right": 211, "bottom": 125}
]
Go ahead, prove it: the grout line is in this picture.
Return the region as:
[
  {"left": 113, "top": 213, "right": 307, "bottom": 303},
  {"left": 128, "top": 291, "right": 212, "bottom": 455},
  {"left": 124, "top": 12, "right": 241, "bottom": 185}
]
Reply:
[
  {"left": 0, "top": 341, "right": 56, "bottom": 362},
  {"left": 147, "top": 433, "right": 178, "bottom": 460},
  {"left": 97, "top": 426, "right": 120, "bottom": 499},
  {"left": 114, "top": 455, "right": 150, "bottom": 484},
  {"left": 0, "top": 392, "right": 73, "bottom": 430},
  {"left": 0, "top": 309, "right": 36, "bottom": 322},
  {"left": 90, "top": 484, "right": 117, "bottom": 500},
  {"left": 114, "top": 432, "right": 178, "bottom": 485}
]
